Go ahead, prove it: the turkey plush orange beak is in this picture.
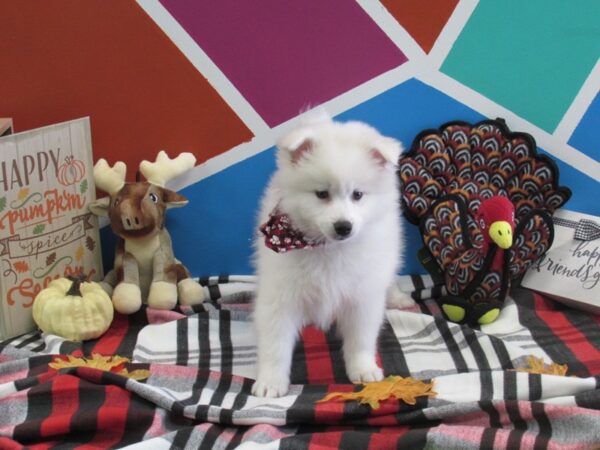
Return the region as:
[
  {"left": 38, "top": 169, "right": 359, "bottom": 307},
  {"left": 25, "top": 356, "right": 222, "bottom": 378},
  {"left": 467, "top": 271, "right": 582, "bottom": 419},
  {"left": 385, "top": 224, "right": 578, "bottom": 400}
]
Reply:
[{"left": 489, "top": 221, "right": 513, "bottom": 249}]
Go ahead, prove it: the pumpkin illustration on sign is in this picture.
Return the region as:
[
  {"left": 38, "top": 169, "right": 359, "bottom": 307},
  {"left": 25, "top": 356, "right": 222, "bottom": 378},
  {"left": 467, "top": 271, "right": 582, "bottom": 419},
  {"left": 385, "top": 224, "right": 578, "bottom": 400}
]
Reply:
[{"left": 57, "top": 155, "right": 86, "bottom": 186}]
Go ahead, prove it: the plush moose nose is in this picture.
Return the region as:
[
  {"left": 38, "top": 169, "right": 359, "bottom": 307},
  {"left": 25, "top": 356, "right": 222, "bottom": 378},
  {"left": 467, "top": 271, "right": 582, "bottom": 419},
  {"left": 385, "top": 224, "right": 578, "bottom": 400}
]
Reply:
[
  {"left": 122, "top": 214, "right": 143, "bottom": 231},
  {"left": 334, "top": 220, "right": 353, "bottom": 238}
]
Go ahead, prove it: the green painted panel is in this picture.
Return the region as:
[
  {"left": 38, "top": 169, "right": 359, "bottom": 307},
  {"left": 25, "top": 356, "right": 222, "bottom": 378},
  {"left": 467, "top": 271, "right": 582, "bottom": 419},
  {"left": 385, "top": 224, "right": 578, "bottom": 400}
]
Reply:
[{"left": 441, "top": 0, "right": 600, "bottom": 132}]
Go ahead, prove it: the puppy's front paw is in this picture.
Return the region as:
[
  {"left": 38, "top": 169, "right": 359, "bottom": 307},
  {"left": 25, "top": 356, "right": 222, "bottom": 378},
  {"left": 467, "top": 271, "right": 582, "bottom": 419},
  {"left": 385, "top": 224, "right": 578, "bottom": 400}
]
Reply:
[
  {"left": 252, "top": 376, "right": 290, "bottom": 398},
  {"left": 386, "top": 285, "right": 416, "bottom": 309},
  {"left": 347, "top": 365, "right": 384, "bottom": 384}
]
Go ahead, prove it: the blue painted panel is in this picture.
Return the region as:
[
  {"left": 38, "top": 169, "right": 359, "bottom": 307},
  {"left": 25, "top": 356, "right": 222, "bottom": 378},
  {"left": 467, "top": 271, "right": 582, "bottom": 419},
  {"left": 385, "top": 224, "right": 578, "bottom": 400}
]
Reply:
[
  {"left": 168, "top": 78, "right": 488, "bottom": 276},
  {"left": 100, "top": 78, "right": 592, "bottom": 279},
  {"left": 168, "top": 148, "right": 276, "bottom": 277},
  {"left": 568, "top": 91, "right": 600, "bottom": 163},
  {"left": 539, "top": 148, "right": 600, "bottom": 216}
]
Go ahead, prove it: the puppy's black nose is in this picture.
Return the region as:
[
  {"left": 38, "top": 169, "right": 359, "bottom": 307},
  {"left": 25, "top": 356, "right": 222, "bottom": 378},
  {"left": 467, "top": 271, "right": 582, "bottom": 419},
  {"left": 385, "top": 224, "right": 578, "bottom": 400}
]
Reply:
[{"left": 334, "top": 220, "right": 352, "bottom": 238}]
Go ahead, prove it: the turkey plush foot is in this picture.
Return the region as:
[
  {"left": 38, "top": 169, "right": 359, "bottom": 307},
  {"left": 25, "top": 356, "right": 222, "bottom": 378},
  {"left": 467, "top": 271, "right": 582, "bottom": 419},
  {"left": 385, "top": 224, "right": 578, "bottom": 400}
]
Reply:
[{"left": 439, "top": 295, "right": 501, "bottom": 326}]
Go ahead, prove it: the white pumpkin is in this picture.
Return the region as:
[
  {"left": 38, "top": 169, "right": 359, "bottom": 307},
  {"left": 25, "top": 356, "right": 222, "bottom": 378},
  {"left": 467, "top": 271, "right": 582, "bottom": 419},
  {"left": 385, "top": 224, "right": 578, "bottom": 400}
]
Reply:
[{"left": 33, "top": 277, "right": 114, "bottom": 341}]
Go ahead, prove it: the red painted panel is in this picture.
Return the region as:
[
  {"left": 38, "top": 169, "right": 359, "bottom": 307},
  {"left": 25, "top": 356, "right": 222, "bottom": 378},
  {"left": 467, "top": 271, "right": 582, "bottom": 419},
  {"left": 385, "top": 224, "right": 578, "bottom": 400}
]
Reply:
[
  {"left": 381, "top": 0, "right": 459, "bottom": 53},
  {"left": 0, "top": 1, "right": 252, "bottom": 180}
]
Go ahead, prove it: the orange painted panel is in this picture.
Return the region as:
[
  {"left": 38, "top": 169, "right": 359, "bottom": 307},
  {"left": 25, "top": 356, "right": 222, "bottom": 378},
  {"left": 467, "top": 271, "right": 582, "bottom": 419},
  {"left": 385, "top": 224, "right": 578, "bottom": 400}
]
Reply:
[
  {"left": 381, "top": 0, "right": 459, "bottom": 53},
  {"left": 0, "top": 1, "right": 252, "bottom": 179}
]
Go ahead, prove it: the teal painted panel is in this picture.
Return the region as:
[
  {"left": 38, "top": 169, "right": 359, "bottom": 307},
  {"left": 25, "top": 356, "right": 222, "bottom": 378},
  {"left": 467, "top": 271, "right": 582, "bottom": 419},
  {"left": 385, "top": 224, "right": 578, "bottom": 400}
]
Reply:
[{"left": 442, "top": 0, "right": 600, "bottom": 132}]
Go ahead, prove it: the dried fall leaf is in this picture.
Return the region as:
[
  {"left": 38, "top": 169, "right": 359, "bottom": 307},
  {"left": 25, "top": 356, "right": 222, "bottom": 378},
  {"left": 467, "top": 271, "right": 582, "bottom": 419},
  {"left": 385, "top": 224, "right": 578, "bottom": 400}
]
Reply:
[
  {"left": 14, "top": 260, "right": 29, "bottom": 273},
  {"left": 117, "top": 369, "right": 151, "bottom": 381},
  {"left": 513, "top": 356, "right": 569, "bottom": 376},
  {"left": 49, "top": 353, "right": 150, "bottom": 381},
  {"left": 318, "top": 376, "right": 437, "bottom": 409}
]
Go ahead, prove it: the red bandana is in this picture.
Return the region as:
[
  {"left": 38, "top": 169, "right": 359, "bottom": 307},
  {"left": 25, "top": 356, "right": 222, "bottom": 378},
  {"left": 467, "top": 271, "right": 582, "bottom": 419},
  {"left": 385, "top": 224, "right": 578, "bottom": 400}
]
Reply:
[{"left": 260, "top": 211, "right": 322, "bottom": 253}]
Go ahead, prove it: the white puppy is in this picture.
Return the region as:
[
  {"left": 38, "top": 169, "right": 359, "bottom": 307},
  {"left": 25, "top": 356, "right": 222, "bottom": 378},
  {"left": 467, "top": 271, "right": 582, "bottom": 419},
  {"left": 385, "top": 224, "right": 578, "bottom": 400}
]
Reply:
[{"left": 252, "top": 114, "right": 414, "bottom": 398}]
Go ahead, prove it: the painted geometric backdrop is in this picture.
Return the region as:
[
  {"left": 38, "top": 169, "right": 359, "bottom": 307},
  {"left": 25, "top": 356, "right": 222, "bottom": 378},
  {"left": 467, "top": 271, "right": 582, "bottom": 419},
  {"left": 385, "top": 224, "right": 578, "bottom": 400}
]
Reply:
[{"left": 2, "top": 0, "right": 599, "bottom": 276}]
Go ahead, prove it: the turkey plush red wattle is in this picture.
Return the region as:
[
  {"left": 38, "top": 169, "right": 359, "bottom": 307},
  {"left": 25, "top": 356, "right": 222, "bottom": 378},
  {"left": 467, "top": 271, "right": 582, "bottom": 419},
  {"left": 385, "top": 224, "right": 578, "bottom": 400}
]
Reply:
[{"left": 475, "top": 195, "right": 515, "bottom": 271}]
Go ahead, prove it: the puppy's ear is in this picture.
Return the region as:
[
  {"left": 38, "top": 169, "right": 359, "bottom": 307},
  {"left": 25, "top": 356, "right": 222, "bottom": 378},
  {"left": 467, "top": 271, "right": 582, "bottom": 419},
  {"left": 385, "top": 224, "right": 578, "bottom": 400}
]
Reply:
[
  {"left": 370, "top": 137, "right": 403, "bottom": 169},
  {"left": 277, "top": 128, "right": 314, "bottom": 165}
]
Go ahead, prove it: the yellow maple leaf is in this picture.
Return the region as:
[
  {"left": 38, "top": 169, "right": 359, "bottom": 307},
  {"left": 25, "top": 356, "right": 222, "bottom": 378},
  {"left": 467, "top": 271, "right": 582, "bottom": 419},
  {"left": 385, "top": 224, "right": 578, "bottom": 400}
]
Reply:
[
  {"left": 118, "top": 369, "right": 151, "bottom": 381},
  {"left": 318, "top": 376, "right": 436, "bottom": 409},
  {"left": 18, "top": 188, "right": 29, "bottom": 201},
  {"left": 513, "top": 356, "right": 569, "bottom": 376},
  {"left": 49, "top": 353, "right": 150, "bottom": 381},
  {"left": 75, "top": 245, "right": 84, "bottom": 262}
]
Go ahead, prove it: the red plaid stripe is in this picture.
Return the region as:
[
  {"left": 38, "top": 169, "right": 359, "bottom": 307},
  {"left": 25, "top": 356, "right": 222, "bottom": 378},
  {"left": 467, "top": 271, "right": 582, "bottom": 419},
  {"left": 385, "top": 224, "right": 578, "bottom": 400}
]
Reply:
[
  {"left": 302, "top": 327, "right": 335, "bottom": 384},
  {"left": 90, "top": 313, "right": 130, "bottom": 355},
  {"left": 533, "top": 293, "right": 600, "bottom": 375},
  {"left": 39, "top": 374, "right": 80, "bottom": 439}
]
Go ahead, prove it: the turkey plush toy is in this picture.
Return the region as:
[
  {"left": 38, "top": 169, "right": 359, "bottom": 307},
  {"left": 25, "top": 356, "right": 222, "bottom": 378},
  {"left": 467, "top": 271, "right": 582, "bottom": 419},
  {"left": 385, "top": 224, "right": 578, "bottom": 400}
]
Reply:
[{"left": 400, "top": 119, "right": 571, "bottom": 325}]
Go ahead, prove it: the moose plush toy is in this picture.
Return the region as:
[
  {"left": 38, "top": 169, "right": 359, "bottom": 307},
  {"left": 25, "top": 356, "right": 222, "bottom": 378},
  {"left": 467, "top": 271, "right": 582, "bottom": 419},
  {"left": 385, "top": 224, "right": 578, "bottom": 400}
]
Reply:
[{"left": 89, "top": 151, "right": 205, "bottom": 314}]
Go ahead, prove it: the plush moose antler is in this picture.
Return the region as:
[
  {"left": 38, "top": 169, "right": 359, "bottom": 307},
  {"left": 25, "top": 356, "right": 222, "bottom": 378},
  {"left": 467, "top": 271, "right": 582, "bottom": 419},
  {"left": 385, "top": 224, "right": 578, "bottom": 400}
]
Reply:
[
  {"left": 139, "top": 150, "right": 196, "bottom": 188},
  {"left": 89, "top": 151, "right": 205, "bottom": 314},
  {"left": 93, "top": 159, "right": 127, "bottom": 195}
]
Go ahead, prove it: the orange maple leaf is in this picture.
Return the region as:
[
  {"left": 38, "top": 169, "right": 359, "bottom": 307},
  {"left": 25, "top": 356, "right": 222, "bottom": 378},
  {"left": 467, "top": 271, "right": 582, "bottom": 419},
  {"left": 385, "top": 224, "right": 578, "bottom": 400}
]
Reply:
[
  {"left": 49, "top": 353, "right": 150, "bottom": 380},
  {"left": 318, "top": 376, "right": 436, "bottom": 409}
]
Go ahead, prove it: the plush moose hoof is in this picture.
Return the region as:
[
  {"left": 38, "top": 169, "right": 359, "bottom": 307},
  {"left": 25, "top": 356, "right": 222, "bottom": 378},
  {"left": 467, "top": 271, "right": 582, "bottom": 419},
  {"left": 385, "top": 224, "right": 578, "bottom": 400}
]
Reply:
[
  {"left": 147, "top": 281, "right": 178, "bottom": 310},
  {"left": 112, "top": 283, "right": 142, "bottom": 314},
  {"left": 178, "top": 279, "right": 206, "bottom": 306}
]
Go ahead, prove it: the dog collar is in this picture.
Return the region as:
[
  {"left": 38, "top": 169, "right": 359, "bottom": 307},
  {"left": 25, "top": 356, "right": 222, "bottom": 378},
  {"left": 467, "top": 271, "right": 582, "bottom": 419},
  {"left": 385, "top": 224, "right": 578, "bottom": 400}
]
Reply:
[{"left": 260, "top": 210, "right": 322, "bottom": 253}]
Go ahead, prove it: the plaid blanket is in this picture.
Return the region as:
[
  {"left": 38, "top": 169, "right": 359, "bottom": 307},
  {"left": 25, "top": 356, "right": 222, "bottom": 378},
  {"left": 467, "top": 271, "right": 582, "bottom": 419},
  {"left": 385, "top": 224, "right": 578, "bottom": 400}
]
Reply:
[{"left": 1, "top": 275, "right": 599, "bottom": 449}]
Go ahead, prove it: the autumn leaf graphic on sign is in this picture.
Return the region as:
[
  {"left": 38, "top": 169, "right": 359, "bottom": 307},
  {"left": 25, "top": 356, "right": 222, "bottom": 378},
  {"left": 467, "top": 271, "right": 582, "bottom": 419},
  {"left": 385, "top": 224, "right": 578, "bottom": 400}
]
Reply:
[
  {"left": 80, "top": 179, "right": 88, "bottom": 194},
  {"left": 85, "top": 236, "right": 95, "bottom": 251},
  {"left": 75, "top": 245, "right": 84, "bottom": 262},
  {"left": 46, "top": 252, "right": 57, "bottom": 267},
  {"left": 14, "top": 261, "right": 29, "bottom": 273},
  {"left": 0, "top": 197, "right": 6, "bottom": 212},
  {"left": 32, "top": 224, "right": 45, "bottom": 235},
  {"left": 18, "top": 188, "right": 29, "bottom": 201}
]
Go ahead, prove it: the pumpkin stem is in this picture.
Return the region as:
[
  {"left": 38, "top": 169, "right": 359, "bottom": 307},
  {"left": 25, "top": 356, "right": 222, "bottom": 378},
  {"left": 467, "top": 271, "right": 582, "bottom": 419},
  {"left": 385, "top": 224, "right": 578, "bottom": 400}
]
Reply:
[{"left": 66, "top": 274, "right": 86, "bottom": 297}]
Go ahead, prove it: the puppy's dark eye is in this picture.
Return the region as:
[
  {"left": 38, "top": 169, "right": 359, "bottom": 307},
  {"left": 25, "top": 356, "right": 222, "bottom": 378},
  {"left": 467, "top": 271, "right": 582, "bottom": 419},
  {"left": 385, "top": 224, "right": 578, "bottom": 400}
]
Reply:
[
  {"left": 149, "top": 193, "right": 159, "bottom": 203},
  {"left": 315, "top": 190, "right": 329, "bottom": 200},
  {"left": 352, "top": 190, "right": 364, "bottom": 201}
]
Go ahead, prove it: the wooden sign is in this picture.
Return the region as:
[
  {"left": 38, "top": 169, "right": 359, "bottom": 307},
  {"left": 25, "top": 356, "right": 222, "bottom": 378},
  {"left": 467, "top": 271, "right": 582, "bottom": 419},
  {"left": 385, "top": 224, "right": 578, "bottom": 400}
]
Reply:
[{"left": 0, "top": 118, "right": 103, "bottom": 340}]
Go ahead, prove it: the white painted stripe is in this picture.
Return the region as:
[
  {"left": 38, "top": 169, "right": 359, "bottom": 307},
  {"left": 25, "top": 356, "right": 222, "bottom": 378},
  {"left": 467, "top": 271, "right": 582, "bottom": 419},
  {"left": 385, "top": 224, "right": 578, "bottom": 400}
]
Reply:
[
  {"left": 553, "top": 58, "right": 600, "bottom": 143},
  {"left": 418, "top": 70, "right": 600, "bottom": 181},
  {"left": 136, "top": 0, "right": 270, "bottom": 136},
  {"left": 169, "top": 62, "right": 417, "bottom": 190},
  {"left": 427, "top": 0, "right": 479, "bottom": 70},
  {"left": 355, "top": 0, "right": 426, "bottom": 62}
]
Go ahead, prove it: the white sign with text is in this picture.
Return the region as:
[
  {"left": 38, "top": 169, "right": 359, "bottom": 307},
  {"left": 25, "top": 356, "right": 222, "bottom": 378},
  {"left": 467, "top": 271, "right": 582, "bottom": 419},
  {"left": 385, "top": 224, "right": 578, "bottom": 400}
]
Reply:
[{"left": 522, "top": 208, "right": 600, "bottom": 314}]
